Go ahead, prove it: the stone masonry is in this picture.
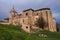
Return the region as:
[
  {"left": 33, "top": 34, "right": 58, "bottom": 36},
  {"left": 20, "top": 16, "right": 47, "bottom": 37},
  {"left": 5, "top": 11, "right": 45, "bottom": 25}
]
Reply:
[{"left": 0, "top": 7, "right": 57, "bottom": 33}]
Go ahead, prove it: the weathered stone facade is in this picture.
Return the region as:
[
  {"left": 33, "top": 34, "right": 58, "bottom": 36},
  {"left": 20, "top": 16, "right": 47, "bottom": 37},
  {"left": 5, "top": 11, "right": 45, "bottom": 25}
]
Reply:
[{"left": 0, "top": 7, "right": 57, "bottom": 33}]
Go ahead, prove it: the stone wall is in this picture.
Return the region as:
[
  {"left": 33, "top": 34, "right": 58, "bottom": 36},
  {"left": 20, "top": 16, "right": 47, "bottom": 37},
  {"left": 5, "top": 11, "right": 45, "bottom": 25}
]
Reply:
[{"left": 8, "top": 8, "right": 57, "bottom": 33}]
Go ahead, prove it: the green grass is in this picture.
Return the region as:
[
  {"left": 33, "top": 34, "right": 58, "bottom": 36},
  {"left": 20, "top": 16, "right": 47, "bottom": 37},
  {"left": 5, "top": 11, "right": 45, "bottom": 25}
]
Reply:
[{"left": 0, "top": 24, "right": 60, "bottom": 40}]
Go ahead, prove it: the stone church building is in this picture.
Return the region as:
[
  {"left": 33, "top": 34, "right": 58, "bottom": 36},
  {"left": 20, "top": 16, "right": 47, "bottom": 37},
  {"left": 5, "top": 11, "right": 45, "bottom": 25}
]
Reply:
[{"left": 0, "top": 7, "right": 56, "bottom": 33}]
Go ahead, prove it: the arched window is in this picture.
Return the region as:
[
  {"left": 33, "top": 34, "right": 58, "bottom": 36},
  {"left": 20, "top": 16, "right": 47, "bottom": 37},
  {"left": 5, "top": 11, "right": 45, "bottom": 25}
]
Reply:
[
  {"left": 26, "top": 13, "right": 28, "bottom": 16},
  {"left": 26, "top": 26, "right": 28, "bottom": 29}
]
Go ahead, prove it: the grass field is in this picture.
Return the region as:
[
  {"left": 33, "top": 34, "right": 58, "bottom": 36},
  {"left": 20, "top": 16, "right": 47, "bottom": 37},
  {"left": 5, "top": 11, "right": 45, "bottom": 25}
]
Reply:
[{"left": 0, "top": 24, "right": 60, "bottom": 40}]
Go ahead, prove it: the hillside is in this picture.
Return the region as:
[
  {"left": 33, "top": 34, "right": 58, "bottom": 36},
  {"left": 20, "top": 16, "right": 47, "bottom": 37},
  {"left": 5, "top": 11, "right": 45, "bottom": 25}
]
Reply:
[{"left": 0, "top": 24, "right": 60, "bottom": 40}]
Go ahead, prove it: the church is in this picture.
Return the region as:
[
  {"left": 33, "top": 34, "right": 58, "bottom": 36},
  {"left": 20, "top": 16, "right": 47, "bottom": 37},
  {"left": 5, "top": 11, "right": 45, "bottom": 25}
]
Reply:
[{"left": 0, "top": 7, "right": 57, "bottom": 33}]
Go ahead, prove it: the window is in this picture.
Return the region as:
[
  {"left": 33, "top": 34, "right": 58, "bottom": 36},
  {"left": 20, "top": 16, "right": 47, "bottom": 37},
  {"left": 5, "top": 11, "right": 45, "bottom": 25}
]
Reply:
[
  {"left": 23, "top": 19, "right": 24, "bottom": 23},
  {"left": 26, "top": 13, "right": 28, "bottom": 16},
  {"left": 30, "top": 26, "right": 32, "bottom": 29},
  {"left": 26, "top": 26, "right": 28, "bottom": 29},
  {"left": 37, "top": 13, "right": 38, "bottom": 15}
]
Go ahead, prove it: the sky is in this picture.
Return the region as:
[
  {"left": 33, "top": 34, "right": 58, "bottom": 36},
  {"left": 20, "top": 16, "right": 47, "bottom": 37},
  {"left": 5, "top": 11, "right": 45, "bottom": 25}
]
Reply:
[{"left": 0, "top": 0, "right": 60, "bottom": 24}]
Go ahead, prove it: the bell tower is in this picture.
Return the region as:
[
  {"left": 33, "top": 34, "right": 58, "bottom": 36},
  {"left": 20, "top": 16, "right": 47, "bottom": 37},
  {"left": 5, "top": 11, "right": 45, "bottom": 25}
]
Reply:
[
  {"left": 9, "top": 6, "right": 17, "bottom": 24},
  {"left": 10, "top": 6, "right": 17, "bottom": 18}
]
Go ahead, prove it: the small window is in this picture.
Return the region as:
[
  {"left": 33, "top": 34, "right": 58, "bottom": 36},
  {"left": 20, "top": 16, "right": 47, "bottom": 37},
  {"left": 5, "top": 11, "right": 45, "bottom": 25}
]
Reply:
[
  {"left": 26, "top": 13, "right": 28, "bottom": 16},
  {"left": 26, "top": 26, "right": 28, "bottom": 29},
  {"left": 23, "top": 19, "right": 24, "bottom": 23},
  {"left": 37, "top": 13, "right": 38, "bottom": 15},
  {"left": 30, "top": 26, "right": 32, "bottom": 29}
]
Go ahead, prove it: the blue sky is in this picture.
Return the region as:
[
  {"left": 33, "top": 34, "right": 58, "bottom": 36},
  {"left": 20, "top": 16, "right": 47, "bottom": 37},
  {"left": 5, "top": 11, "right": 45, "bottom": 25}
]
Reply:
[{"left": 0, "top": 0, "right": 60, "bottom": 24}]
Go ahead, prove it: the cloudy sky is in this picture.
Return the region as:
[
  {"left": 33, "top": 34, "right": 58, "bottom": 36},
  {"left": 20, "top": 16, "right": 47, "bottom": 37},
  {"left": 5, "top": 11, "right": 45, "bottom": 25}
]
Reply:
[{"left": 0, "top": 0, "right": 60, "bottom": 24}]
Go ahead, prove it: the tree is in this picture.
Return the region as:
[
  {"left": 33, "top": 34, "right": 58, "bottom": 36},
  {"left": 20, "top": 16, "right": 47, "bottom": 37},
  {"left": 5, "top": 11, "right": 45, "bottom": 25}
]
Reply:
[{"left": 35, "top": 16, "right": 47, "bottom": 29}]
